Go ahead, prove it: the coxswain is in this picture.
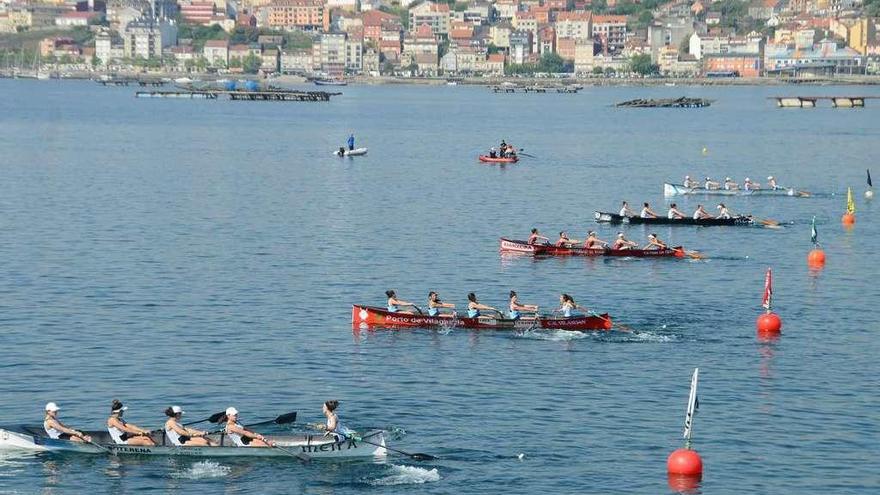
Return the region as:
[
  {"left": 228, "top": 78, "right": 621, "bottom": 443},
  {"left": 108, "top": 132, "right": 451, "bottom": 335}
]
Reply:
[
  {"left": 612, "top": 232, "right": 638, "bottom": 250},
  {"left": 744, "top": 177, "right": 760, "bottom": 190},
  {"left": 704, "top": 177, "right": 720, "bottom": 190},
  {"left": 427, "top": 291, "right": 455, "bottom": 317},
  {"left": 528, "top": 228, "right": 549, "bottom": 245},
  {"left": 583, "top": 230, "right": 608, "bottom": 249},
  {"left": 640, "top": 202, "right": 658, "bottom": 219},
  {"left": 667, "top": 203, "right": 686, "bottom": 219},
  {"left": 555, "top": 231, "right": 577, "bottom": 247},
  {"left": 717, "top": 203, "right": 733, "bottom": 219},
  {"left": 43, "top": 402, "right": 91, "bottom": 443},
  {"left": 556, "top": 294, "right": 588, "bottom": 318},
  {"left": 644, "top": 233, "right": 668, "bottom": 250},
  {"left": 315, "top": 400, "right": 354, "bottom": 441},
  {"left": 619, "top": 201, "right": 634, "bottom": 217},
  {"left": 386, "top": 290, "right": 416, "bottom": 314},
  {"left": 693, "top": 204, "right": 713, "bottom": 219},
  {"left": 508, "top": 291, "right": 538, "bottom": 320},
  {"left": 224, "top": 407, "right": 274, "bottom": 447},
  {"left": 347, "top": 133, "right": 355, "bottom": 151},
  {"left": 164, "top": 406, "right": 214, "bottom": 446},
  {"left": 467, "top": 293, "right": 498, "bottom": 318},
  {"left": 767, "top": 176, "right": 780, "bottom": 190},
  {"left": 107, "top": 400, "right": 156, "bottom": 446},
  {"left": 683, "top": 175, "right": 698, "bottom": 188}
]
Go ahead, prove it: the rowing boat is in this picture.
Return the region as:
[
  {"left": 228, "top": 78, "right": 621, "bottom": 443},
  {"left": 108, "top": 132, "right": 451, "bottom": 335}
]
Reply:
[
  {"left": 664, "top": 183, "right": 808, "bottom": 197},
  {"left": 499, "top": 238, "right": 685, "bottom": 258},
  {"left": 352, "top": 305, "right": 612, "bottom": 331},
  {"left": 594, "top": 211, "right": 754, "bottom": 226},
  {"left": 0, "top": 425, "right": 386, "bottom": 458},
  {"left": 334, "top": 147, "right": 368, "bottom": 157},
  {"left": 479, "top": 155, "right": 518, "bottom": 164}
]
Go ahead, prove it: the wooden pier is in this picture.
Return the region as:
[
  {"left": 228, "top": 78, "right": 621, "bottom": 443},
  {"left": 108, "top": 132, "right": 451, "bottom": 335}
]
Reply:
[
  {"left": 135, "top": 89, "right": 340, "bottom": 102},
  {"left": 99, "top": 78, "right": 167, "bottom": 87},
  {"left": 769, "top": 96, "right": 879, "bottom": 108},
  {"left": 616, "top": 97, "right": 713, "bottom": 108}
]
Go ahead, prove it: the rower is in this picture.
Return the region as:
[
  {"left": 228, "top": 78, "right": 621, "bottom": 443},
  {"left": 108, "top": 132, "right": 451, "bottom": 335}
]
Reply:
[
  {"left": 683, "top": 175, "right": 698, "bottom": 188},
  {"left": 466, "top": 292, "right": 497, "bottom": 318},
  {"left": 767, "top": 176, "right": 780, "bottom": 190},
  {"left": 499, "top": 140, "right": 508, "bottom": 157},
  {"left": 619, "top": 201, "right": 634, "bottom": 218},
  {"left": 427, "top": 291, "right": 455, "bottom": 317},
  {"left": 640, "top": 202, "right": 658, "bottom": 219},
  {"left": 107, "top": 399, "right": 156, "bottom": 446},
  {"left": 555, "top": 231, "right": 576, "bottom": 247},
  {"left": 508, "top": 291, "right": 538, "bottom": 320},
  {"left": 583, "top": 230, "right": 608, "bottom": 249},
  {"left": 386, "top": 290, "right": 416, "bottom": 314},
  {"left": 704, "top": 177, "right": 720, "bottom": 190},
  {"left": 744, "top": 177, "right": 760, "bottom": 191},
  {"left": 43, "top": 402, "right": 91, "bottom": 443},
  {"left": 315, "top": 400, "right": 354, "bottom": 442},
  {"left": 528, "top": 228, "right": 549, "bottom": 245},
  {"left": 224, "top": 407, "right": 274, "bottom": 447},
  {"left": 556, "top": 294, "right": 588, "bottom": 318},
  {"left": 724, "top": 177, "right": 739, "bottom": 190},
  {"left": 667, "top": 203, "right": 686, "bottom": 219},
  {"left": 164, "top": 406, "right": 214, "bottom": 446},
  {"left": 717, "top": 203, "right": 733, "bottom": 219},
  {"left": 644, "top": 233, "right": 668, "bottom": 250},
  {"left": 693, "top": 204, "right": 713, "bottom": 220},
  {"left": 611, "top": 232, "right": 638, "bottom": 250}
]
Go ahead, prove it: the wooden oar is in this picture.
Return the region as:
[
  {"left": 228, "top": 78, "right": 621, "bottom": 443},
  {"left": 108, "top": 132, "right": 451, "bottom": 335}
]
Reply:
[
  {"left": 149, "top": 410, "right": 231, "bottom": 434},
  {"left": 759, "top": 218, "right": 780, "bottom": 227},
  {"left": 73, "top": 433, "right": 111, "bottom": 453},
  {"left": 205, "top": 411, "right": 299, "bottom": 435},
  {"left": 517, "top": 149, "right": 537, "bottom": 158},
  {"left": 270, "top": 443, "right": 311, "bottom": 461},
  {"left": 674, "top": 248, "right": 704, "bottom": 260}
]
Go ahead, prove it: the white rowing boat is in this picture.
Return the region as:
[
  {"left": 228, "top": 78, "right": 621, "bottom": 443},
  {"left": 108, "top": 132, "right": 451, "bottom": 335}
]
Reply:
[
  {"left": 333, "top": 147, "right": 368, "bottom": 157},
  {"left": 664, "top": 183, "right": 809, "bottom": 197},
  {"left": 0, "top": 425, "right": 386, "bottom": 459}
]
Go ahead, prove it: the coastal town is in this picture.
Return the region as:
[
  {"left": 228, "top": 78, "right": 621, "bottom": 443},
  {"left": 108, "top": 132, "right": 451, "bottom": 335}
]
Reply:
[{"left": 0, "top": 0, "right": 879, "bottom": 80}]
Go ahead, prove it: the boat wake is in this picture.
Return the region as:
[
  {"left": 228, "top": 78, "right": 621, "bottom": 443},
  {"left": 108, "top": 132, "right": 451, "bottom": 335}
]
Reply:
[
  {"left": 171, "top": 461, "right": 231, "bottom": 479},
  {"left": 367, "top": 464, "right": 440, "bottom": 486},
  {"left": 515, "top": 329, "right": 590, "bottom": 341}
]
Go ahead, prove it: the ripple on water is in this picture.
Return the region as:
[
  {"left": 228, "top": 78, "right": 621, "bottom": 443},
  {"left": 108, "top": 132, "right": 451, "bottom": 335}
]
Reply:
[
  {"left": 170, "top": 461, "right": 231, "bottom": 480},
  {"left": 367, "top": 464, "right": 441, "bottom": 486}
]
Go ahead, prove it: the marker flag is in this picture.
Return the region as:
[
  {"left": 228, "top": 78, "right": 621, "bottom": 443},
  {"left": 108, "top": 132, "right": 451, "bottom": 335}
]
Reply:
[
  {"left": 811, "top": 216, "right": 818, "bottom": 245},
  {"left": 683, "top": 368, "right": 699, "bottom": 443},
  {"left": 868, "top": 169, "right": 873, "bottom": 188},
  {"left": 846, "top": 187, "right": 856, "bottom": 214},
  {"left": 761, "top": 268, "right": 772, "bottom": 311}
]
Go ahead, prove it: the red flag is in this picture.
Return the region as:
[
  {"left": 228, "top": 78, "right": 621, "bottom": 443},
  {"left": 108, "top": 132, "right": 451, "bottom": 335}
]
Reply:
[{"left": 761, "top": 268, "right": 772, "bottom": 310}]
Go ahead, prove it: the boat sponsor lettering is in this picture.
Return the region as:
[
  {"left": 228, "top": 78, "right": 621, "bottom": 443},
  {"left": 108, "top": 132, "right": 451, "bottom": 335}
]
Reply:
[
  {"left": 299, "top": 439, "right": 358, "bottom": 453},
  {"left": 113, "top": 446, "right": 154, "bottom": 454}
]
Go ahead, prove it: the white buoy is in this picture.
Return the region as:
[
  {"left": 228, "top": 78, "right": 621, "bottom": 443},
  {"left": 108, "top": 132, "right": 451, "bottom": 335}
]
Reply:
[
  {"left": 866, "top": 189, "right": 874, "bottom": 200},
  {"left": 517, "top": 453, "right": 525, "bottom": 461}
]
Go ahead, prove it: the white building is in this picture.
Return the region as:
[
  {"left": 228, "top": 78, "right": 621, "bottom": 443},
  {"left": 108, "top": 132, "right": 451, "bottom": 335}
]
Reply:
[{"left": 123, "top": 18, "right": 178, "bottom": 59}]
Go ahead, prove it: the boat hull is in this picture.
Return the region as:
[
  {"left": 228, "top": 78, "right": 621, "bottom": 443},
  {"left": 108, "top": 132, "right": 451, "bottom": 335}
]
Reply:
[
  {"left": 594, "top": 211, "right": 753, "bottom": 226},
  {"left": 352, "top": 305, "right": 611, "bottom": 331},
  {"left": 334, "top": 147, "right": 368, "bottom": 156},
  {"left": 664, "top": 183, "right": 806, "bottom": 197},
  {"left": 478, "top": 155, "right": 518, "bottom": 164},
  {"left": 499, "top": 238, "right": 685, "bottom": 258},
  {"left": 0, "top": 426, "right": 386, "bottom": 459}
]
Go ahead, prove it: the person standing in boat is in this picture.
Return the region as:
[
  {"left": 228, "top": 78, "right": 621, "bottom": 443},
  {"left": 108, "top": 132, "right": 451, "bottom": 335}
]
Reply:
[
  {"left": 556, "top": 294, "right": 589, "bottom": 318},
  {"left": 347, "top": 133, "right": 355, "bottom": 151},
  {"left": 528, "top": 228, "right": 549, "bottom": 245},
  {"left": 386, "top": 290, "right": 416, "bottom": 314},
  {"left": 640, "top": 202, "right": 659, "bottom": 218},
  {"left": 316, "top": 400, "right": 354, "bottom": 441},
  {"left": 619, "top": 201, "right": 635, "bottom": 217},
  {"left": 427, "top": 291, "right": 455, "bottom": 317},
  {"left": 583, "top": 231, "right": 608, "bottom": 249},
  {"left": 724, "top": 177, "right": 739, "bottom": 190},
  {"left": 693, "top": 204, "right": 713, "bottom": 220},
  {"left": 224, "top": 407, "right": 274, "bottom": 447},
  {"left": 43, "top": 402, "right": 91, "bottom": 443},
  {"left": 555, "top": 231, "right": 577, "bottom": 247},
  {"left": 164, "top": 406, "right": 214, "bottom": 446},
  {"left": 644, "top": 233, "right": 668, "bottom": 250},
  {"left": 717, "top": 203, "right": 733, "bottom": 219},
  {"left": 107, "top": 400, "right": 156, "bottom": 446},
  {"left": 508, "top": 291, "right": 538, "bottom": 320},
  {"left": 667, "top": 203, "right": 686, "bottom": 219},
  {"left": 499, "top": 140, "right": 508, "bottom": 157},
  {"left": 704, "top": 177, "right": 721, "bottom": 190},
  {"left": 467, "top": 293, "right": 498, "bottom": 318},
  {"left": 612, "top": 232, "right": 638, "bottom": 250}
]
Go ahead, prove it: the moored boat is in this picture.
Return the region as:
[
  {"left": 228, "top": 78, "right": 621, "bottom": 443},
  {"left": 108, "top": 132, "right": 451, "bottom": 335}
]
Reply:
[
  {"left": 594, "top": 211, "right": 754, "bottom": 226},
  {"left": 314, "top": 79, "right": 347, "bottom": 86},
  {"left": 352, "top": 305, "right": 611, "bottom": 331},
  {"left": 0, "top": 425, "right": 386, "bottom": 459},
  {"left": 499, "top": 238, "right": 685, "bottom": 258},
  {"left": 479, "top": 155, "right": 518, "bottom": 164},
  {"left": 664, "top": 183, "right": 809, "bottom": 197},
  {"left": 334, "top": 147, "right": 368, "bottom": 156}
]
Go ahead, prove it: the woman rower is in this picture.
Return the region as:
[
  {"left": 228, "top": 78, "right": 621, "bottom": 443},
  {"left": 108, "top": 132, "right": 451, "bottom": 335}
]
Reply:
[
  {"left": 583, "top": 231, "right": 608, "bottom": 249},
  {"left": 427, "top": 291, "right": 455, "bottom": 317},
  {"left": 315, "top": 400, "right": 354, "bottom": 441},
  {"left": 693, "top": 204, "right": 713, "bottom": 220},
  {"left": 667, "top": 203, "right": 686, "bottom": 219},
  {"left": 224, "top": 407, "right": 273, "bottom": 447},
  {"left": 107, "top": 400, "right": 156, "bottom": 446},
  {"left": 555, "top": 231, "right": 576, "bottom": 247},
  {"left": 528, "top": 228, "right": 549, "bottom": 245},
  {"left": 704, "top": 177, "right": 720, "bottom": 190},
  {"left": 724, "top": 177, "right": 739, "bottom": 190},
  {"left": 644, "top": 233, "right": 668, "bottom": 250},
  {"left": 556, "top": 294, "right": 589, "bottom": 318},
  {"left": 164, "top": 406, "right": 214, "bottom": 446},
  {"left": 508, "top": 291, "right": 538, "bottom": 320},
  {"left": 640, "top": 202, "right": 658, "bottom": 219},
  {"left": 744, "top": 177, "right": 760, "bottom": 190},
  {"left": 767, "top": 176, "right": 780, "bottom": 190},
  {"left": 612, "top": 232, "right": 638, "bottom": 250},
  {"left": 467, "top": 293, "right": 498, "bottom": 318},
  {"left": 43, "top": 402, "right": 91, "bottom": 443},
  {"left": 619, "top": 201, "right": 634, "bottom": 217},
  {"left": 683, "top": 175, "right": 698, "bottom": 188},
  {"left": 386, "top": 290, "right": 416, "bottom": 314},
  {"left": 717, "top": 203, "right": 733, "bottom": 219}
]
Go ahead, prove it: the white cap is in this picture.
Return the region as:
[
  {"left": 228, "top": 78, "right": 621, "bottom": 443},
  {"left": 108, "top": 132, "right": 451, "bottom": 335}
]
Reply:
[
  {"left": 45, "top": 402, "right": 60, "bottom": 412},
  {"left": 225, "top": 407, "right": 238, "bottom": 416},
  {"left": 171, "top": 405, "right": 184, "bottom": 415},
  {"left": 745, "top": 177, "right": 751, "bottom": 181},
  {"left": 767, "top": 176, "right": 773, "bottom": 180},
  {"left": 685, "top": 175, "right": 690, "bottom": 179},
  {"left": 705, "top": 177, "right": 710, "bottom": 180},
  {"left": 717, "top": 205, "right": 722, "bottom": 209},
  {"left": 648, "top": 234, "right": 656, "bottom": 238},
  {"left": 617, "top": 232, "right": 624, "bottom": 238},
  {"left": 725, "top": 177, "right": 731, "bottom": 181}
]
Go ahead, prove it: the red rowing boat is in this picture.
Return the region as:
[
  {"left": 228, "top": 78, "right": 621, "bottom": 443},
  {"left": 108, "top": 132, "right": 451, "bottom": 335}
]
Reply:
[
  {"left": 352, "top": 305, "right": 612, "bottom": 331},
  {"left": 499, "top": 238, "right": 686, "bottom": 258},
  {"left": 479, "top": 155, "right": 518, "bottom": 164}
]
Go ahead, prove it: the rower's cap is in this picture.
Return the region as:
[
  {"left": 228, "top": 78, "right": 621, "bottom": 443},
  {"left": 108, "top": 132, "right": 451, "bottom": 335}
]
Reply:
[
  {"left": 45, "top": 402, "right": 60, "bottom": 412},
  {"left": 588, "top": 230, "right": 595, "bottom": 235},
  {"left": 111, "top": 400, "right": 127, "bottom": 413},
  {"left": 767, "top": 176, "right": 774, "bottom": 179},
  {"left": 725, "top": 177, "right": 731, "bottom": 181},
  {"left": 225, "top": 407, "right": 239, "bottom": 416},
  {"left": 745, "top": 177, "right": 751, "bottom": 181},
  {"left": 705, "top": 177, "right": 710, "bottom": 180},
  {"left": 171, "top": 405, "right": 184, "bottom": 415},
  {"left": 617, "top": 232, "right": 624, "bottom": 238},
  {"left": 685, "top": 175, "right": 690, "bottom": 178},
  {"left": 648, "top": 233, "right": 656, "bottom": 238}
]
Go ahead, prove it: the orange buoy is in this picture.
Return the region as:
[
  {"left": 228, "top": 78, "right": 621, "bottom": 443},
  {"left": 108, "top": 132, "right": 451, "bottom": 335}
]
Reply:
[
  {"left": 841, "top": 213, "right": 855, "bottom": 225},
  {"left": 667, "top": 448, "right": 703, "bottom": 476},
  {"left": 668, "top": 473, "right": 701, "bottom": 493},
  {"left": 807, "top": 249, "right": 825, "bottom": 267},
  {"left": 756, "top": 312, "right": 782, "bottom": 333}
]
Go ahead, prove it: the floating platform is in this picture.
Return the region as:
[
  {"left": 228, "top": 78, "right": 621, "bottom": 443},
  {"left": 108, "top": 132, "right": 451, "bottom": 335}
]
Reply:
[
  {"left": 135, "top": 90, "right": 340, "bottom": 102},
  {"left": 99, "top": 78, "right": 166, "bottom": 87},
  {"left": 769, "top": 96, "right": 878, "bottom": 108},
  {"left": 616, "top": 97, "right": 713, "bottom": 108},
  {"left": 490, "top": 85, "right": 582, "bottom": 94}
]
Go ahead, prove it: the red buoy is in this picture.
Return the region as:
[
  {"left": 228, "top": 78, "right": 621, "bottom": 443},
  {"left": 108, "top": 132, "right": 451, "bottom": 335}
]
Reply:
[
  {"left": 668, "top": 473, "right": 701, "bottom": 493},
  {"left": 667, "top": 448, "right": 703, "bottom": 475},
  {"left": 842, "top": 213, "right": 855, "bottom": 226},
  {"left": 807, "top": 249, "right": 825, "bottom": 267},
  {"left": 756, "top": 312, "right": 782, "bottom": 333}
]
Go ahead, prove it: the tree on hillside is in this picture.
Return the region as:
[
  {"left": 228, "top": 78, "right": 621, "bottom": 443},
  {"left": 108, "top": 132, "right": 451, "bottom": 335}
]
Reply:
[{"left": 629, "top": 53, "right": 659, "bottom": 75}]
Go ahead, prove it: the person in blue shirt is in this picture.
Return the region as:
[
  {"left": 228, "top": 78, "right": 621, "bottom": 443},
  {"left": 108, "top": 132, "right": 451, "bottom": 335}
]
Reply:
[{"left": 347, "top": 134, "right": 355, "bottom": 151}]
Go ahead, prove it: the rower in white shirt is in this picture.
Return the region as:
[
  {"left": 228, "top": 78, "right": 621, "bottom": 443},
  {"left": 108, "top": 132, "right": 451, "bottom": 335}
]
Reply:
[
  {"left": 693, "top": 204, "right": 713, "bottom": 220},
  {"left": 640, "top": 202, "right": 658, "bottom": 218},
  {"left": 667, "top": 203, "right": 686, "bottom": 219},
  {"left": 717, "top": 203, "right": 733, "bottom": 219},
  {"left": 704, "top": 177, "right": 721, "bottom": 190},
  {"left": 724, "top": 177, "right": 739, "bottom": 190}
]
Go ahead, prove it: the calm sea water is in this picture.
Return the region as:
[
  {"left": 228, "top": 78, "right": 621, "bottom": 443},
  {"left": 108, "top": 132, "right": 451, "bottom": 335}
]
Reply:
[{"left": 0, "top": 79, "right": 878, "bottom": 494}]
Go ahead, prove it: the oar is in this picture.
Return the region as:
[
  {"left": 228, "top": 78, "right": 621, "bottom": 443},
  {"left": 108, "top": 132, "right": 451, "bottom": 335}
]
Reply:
[
  {"left": 674, "top": 248, "right": 704, "bottom": 260},
  {"left": 759, "top": 218, "right": 780, "bottom": 227},
  {"left": 411, "top": 304, "right": 424, "bottom": 315},
  {"left": 206, "top": 411, "right": 299, "bottom": 432},
  {"left": 72, "top": 432, "right": 111, "bottom": 453},
  {"left": 149, "top": 410, "right": 231, "bottom": 434},
  {"left": 588, "top": 311, "right": 636, "bottom": 333},
  {"left": 301, "top": 426, "right": 436, "bottom": 461},
  {"left": 517, "top": 149, "right": 537, "bottom": 158},
  {"left": 270, "top": 443, "right": 311, "bottom": 462}
]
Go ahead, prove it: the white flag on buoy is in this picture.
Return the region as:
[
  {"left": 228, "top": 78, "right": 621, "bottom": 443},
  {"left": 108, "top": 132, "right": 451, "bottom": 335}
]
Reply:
[{"left": 683, "top": 368, "right": 699, "bottom": 442}]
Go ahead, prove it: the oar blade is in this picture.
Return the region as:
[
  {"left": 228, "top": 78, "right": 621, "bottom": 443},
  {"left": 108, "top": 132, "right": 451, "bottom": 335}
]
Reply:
[
  {"left": 409, "top": 453, "right": 437, "bottom": 461},
  {"left": 274, "top": 412, "right": 297, "bottom": 425},
  {"left": 207, "top": 411, "right": 227, "bottom": 423}
]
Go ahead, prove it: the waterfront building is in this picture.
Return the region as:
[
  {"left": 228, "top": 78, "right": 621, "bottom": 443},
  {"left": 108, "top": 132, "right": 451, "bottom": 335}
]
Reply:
[
  {"left": 592, "top": 14, "right": 626, "bottom": 54},
  {"left": 555, "top": 11, "right": 592, "bottom": 41},
  {"left": 363, "top": 10, "right": 397, "bottom": 44},
  {"left": 261, "top": 47, "right": 280, "bottom": 72},
  {"left": 403, "top": 23, "right": 439, "bottom": 73},
  {"left": 280, "top": 48, "right": 315, "bottom": 73},
  {"left": 556, "top": 36, "right": 575, "bottom": 60},
  {"left": 318, "top": 31, "right": 361, "bottom": 74},
  {"left": 408, "top": 1, "right": 450, "bottom": 36},
  {"left": 703, "top": 53, "right": 762, "bottom": 77},
  {"left": 829, "top": 17, "right": 876, "bottom": 55},
  {"left": 203, "top": 38, "right": 229, "bottom": 67},
  {"left": 123, "top": 18, "right": 178, "bottom": 60},
  {"left": 647, "top": 16, "right": 695, "bottom": 63},
  {"left": 573, "top": 38, "right": 595, "bottom": 73},
  {"left": 263, "top": 0, "right": 329, "bottom": 32},
  {"left": 509, "top": 29, "right": 532, "bottom": 64},
  {"left": 765, "top": 39, "right": 865, "bottom": 74}
]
